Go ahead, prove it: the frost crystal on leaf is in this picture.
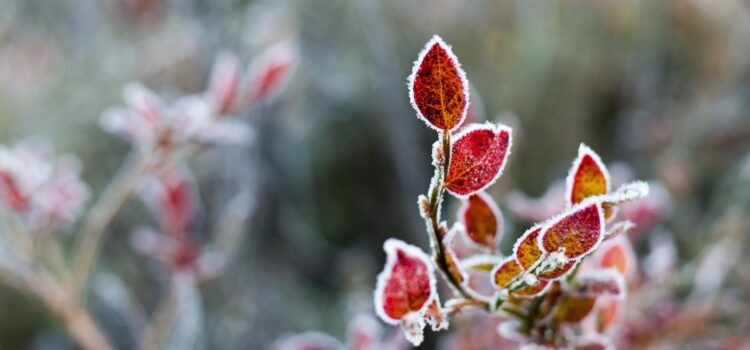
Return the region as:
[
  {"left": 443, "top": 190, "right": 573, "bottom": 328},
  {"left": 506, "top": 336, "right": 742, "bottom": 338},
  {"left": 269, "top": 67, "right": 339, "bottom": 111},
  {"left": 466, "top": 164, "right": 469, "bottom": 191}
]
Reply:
[
  {"left": 445, "top": 123, "right": 512, "bottom": 197},
  {"left": 459, "top": 191, "right": 502, "bottom": 249},
  {"left": 408, "top": 35, "right": 469, "bottom": 131},
  {"left": 373, "top": 239, "right": 436, "bottom": 346}
]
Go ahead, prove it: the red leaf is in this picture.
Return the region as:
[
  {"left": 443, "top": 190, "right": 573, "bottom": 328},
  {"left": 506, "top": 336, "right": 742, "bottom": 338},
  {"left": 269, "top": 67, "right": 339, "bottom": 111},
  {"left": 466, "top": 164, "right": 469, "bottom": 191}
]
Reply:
[
  {"left": 245, "top": 43, "right": 296, "bottom": 104},
  {"left": 572, "top": 269, "right": 626, "bottom": 299},
  {"left": 374, "top": 239, "right": 436, "bottom": 324},
  {"left": 537, "top": 259, "right": 577, "bottom": 281},
  {"left": 566, "top": 144, "right": 610, "bottom": 207},
  {"left": 459, "top": 191, "right": 502, "bottom": 248},
  {"left": 148, "top": 167, "right": 199, "bottom": 237},
  {"left": 513, "top": 224, "right": 544, "bottom": 270},
  {"left": 207, "top": 51, "right": 243, "bottom": 115},
  {"left": 408, "top": 35, "right": 469, "bottom": 131},
  {"left": 513, "top": 279, "right": 550, "bottom": 298},
  {"left": 445, "top": 123, "right": 512, "bottom": 196},
  {"left": 540, "top": 201, "right": 604, "bottom": 259}
]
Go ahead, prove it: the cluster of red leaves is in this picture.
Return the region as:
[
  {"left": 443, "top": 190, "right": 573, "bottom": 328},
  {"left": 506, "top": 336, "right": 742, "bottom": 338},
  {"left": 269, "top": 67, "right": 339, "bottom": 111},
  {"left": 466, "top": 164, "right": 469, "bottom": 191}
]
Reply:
[
  {"left": 102, "top": 44, "right": 296, "bottom": 153},
  {"left": 374, "top": 36, "right": 649, "bottom": 348},
  {"left": 110, "top": 46, "right": 296, "bottom": 275},
  {"left": 0, "top": 140, "right": 89, "bottom": 232}
]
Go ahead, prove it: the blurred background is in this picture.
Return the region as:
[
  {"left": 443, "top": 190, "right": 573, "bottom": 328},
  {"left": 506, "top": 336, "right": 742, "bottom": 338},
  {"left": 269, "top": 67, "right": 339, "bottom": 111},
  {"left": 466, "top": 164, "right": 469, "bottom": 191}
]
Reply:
[{"left": 1, "top": 0, "right": 750, "bottom": 348}]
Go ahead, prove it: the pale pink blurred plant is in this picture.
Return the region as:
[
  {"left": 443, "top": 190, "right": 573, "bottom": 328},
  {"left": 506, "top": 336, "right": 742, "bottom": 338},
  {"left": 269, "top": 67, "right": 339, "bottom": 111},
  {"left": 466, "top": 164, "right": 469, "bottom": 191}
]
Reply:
[{"left": 0, "top": 44, "right": 296, "bottom": 350}]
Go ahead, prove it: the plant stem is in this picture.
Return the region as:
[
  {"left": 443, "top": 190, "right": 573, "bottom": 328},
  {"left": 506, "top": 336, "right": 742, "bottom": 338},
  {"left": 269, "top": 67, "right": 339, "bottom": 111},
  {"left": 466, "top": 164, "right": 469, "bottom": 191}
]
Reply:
[
  {"left": 71, "top": 152, "right": 147, "bottom": 299},
  {"left": 423, "top": 131, "right": 488, "bottom": 308}
]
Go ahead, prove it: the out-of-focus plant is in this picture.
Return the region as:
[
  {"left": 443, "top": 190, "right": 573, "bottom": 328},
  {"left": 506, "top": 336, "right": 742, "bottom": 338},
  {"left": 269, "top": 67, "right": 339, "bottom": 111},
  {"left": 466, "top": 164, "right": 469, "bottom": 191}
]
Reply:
[{"left": 0, "top": 44, "right": 296, "bottom": 350}]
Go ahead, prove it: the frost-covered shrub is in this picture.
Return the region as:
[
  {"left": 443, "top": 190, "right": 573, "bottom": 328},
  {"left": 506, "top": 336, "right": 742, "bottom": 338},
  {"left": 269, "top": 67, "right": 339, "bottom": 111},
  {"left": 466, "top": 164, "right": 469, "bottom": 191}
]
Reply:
[{"left": 0, "top": 46, "right": 295, "bottom": 350}]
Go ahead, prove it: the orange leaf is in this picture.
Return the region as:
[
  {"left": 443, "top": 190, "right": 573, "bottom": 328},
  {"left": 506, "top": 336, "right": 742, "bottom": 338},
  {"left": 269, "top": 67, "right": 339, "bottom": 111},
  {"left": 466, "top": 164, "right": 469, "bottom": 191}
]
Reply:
[
  {"left": 459, "top": 191, "right": 502, "bottom": 248},
  {"left": 540, "top": 202, "right": 604, "bottom": 259},
  {"left": 408, "top": 36, "right": 469, "bottom": 131},
  {"left": 445, "top": 123, "right": 512, "bottom": 196},
  {"left": 555, "top": 296, "right": 597, "bottom": 323},
  {"left": 566, "top": 144, "right": 610, "bottom": 207},
  {"left": 491, "top": 257, "right": 523, "bottom": 289},
  {"left": 513, "top": 224, "right": 544, "bottom": 270}
]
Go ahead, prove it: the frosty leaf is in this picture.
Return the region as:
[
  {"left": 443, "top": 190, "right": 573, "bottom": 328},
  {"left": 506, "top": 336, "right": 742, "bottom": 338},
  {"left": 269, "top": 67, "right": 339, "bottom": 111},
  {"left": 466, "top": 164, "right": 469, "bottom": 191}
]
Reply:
[
  {"left": 145, "top": 167, "right": 199, "bottom": 237},
  {"left": 374, "top": 239, "right": 436, "bottom": 325},
  {"left": 571, "top": 269, "right": 626, "bottom": 299},
  {"left": 207, "top": 51, "right": 243, "bottom": 115},
  {"left": 513, "top": 224, "right": 544, "bottom": 270},
  {"left": 491, "top": 257, "right": 523, "bottom": 289},
  {"left": 246, "top": 43, "right": 297, "bottom": 104},
  {"left": 598, "top": 181, "right": 650, "bottom": 208},
  {"left": 408, "top": 35, "right": 469, "bottom": 131},
  {"left": 596, "top": 235, "right": 636, "bottom": 280},
  {"left": 566, "top": 143, "right": 610, "bottom": 207},
  {"left": 445, "top": 123, "right": 512, "bottom": 196},
  {"left": 603, "top": 220, "right": 635, "bottom": 241},
  {"left": 597, "top": 299, "right": 620, "bottom": 331},
  {"left": 460, "top": 255, "right": 501, "bottom": 272},
  {"left": 539, "top": 201, "right": 604, "bottom": 259},
  {"left": 459, "top": 191, "right": 502, "bottom": 248},
  {"left": 123, "top": 83, "right": 165, "bottom": 125},
  {"left": 554, "top": 296, "right": 597, "bottom": 323},
  {"left": 512, "top": 278, "right": 550, "bottom": 298},
  {"left": 346, "top": 315, "right": 381, "bottom": 350},
  {"left": 537, "top": 258, "right": 577, "bottom": 281}
]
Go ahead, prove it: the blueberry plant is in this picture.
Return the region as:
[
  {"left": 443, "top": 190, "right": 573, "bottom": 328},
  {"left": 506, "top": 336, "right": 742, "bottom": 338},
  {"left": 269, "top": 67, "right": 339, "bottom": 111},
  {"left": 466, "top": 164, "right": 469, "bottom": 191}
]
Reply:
[
  {"left": 372, "top": 36, "right": 650, "bottom": 349},
  {"left": 0, "top": 45, "right": 295, "bottom": 350}
]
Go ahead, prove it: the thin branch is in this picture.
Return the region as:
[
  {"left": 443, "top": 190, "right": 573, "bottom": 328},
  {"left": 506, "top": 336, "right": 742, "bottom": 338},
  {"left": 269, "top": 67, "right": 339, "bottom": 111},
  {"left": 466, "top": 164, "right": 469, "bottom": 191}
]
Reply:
[{"left": 71, "top": 152, "right": 148, "bottom": 298}]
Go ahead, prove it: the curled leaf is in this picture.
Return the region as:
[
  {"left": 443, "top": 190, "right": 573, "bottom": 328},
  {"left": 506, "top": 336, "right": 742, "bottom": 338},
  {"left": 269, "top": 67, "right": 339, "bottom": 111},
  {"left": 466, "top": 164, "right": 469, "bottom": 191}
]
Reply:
[
  {"left": 408, "top": 35, "right": 469, "bottom": 131},
  {"left": 459, "top": 191, "right": 502, "bottom": 248},
  {"left": 539, "top": 201, "right": 604, "bottom": 260},
  {"left": 445, "top": 123, "right": 512, "bottom": 196}
]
